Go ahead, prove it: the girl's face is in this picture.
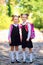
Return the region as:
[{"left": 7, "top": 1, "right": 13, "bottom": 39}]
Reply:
[
  {"left": 21, "top": 14, "right": 28, "bottom": 22},
  {"left": 13, "top": 16, "right": 19, "bottom": 24}
]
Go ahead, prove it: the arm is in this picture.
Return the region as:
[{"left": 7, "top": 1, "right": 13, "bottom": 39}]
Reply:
[
  {"left": 19, "top": 24, "right": 22, "bottom": 42},
  {"left": 19, "top": 28, "right": 22, "bottom": 36},
  {"left": 26, "top": 23, "right": 31, "bottom": 41},
  {"left": 19, "top": 24, "right": 22, "bottom": 35},
  {"left": 8, "top": 24, "right": 13, "bottom": 41}
]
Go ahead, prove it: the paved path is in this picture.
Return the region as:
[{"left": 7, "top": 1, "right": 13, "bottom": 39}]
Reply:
[
  {"left": 0, "top": 42, "right": 43, "bottom": 65},
  {"left": 0, "top": 29, "right": 43, "bottom": 65}
]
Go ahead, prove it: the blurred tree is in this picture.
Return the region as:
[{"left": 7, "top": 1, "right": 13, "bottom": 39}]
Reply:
[
  {"left": 18, "top": 0, "right": 43, "bottom": 29},
  {"left": 0, "top": 0, "right": 43, "bottom": 29},
  {"left": 6, "top": 0, "right": 11, "bottom": 16}
]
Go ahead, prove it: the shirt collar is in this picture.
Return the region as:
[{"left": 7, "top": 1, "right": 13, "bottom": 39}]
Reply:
[
  {"left": 22, "top": 20, "right": 29, "bottom": 25},
  {"left": 13, "top": 24, "right": 18, "bottom": 27}
]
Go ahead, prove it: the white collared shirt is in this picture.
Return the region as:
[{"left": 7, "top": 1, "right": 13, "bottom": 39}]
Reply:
[
  {"left": 8, "top": 23, "right": 18, "bottom": 40},
  {"left": 13, "top": 24, "right": 18, "bottom": 27},
  {"left": 20, "top": 20, "right": 31, "bottom": 40}
]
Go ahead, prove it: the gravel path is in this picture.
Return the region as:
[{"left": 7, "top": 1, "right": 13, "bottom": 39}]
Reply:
[
  {"left": 0, "top": 42, "right": 43, "bottom": 65},
  {"left": 0, "top": 29, "right": 43, "bottom": 65}
]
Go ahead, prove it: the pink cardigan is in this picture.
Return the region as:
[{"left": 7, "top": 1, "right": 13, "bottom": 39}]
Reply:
[{"left": 8, "top": 24, "right": 13, "bottom": 40}]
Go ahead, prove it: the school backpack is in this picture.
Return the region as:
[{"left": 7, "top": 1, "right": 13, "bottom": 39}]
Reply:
[
  {"left": 19, "top": 23, "right": 35, "bottom": 39},
  {"left": 30, "top": 23, "right": 35, "bottom": 39},
  {"left": 25, "top": 23, "right": 35, "bottom": 39}
]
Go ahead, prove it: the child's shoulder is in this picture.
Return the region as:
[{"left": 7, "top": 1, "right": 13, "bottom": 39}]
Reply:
[
  {"left": 30, "top": 23, "right": 34, "bottom": 27},
  {"left": 10, "top": 24, "right": 14, "bottom": 28},
  {"left": 19, "top": 24, "right": 22, "bottom": 28},
  {"left": 27, "top": 22, "right": 34, "bottom": 28},
  {"left": 10, "top": 24, "right": 14, "bottom": 26},
  {"left": 28, "top": 22, "right": 34, "bottom": 26}
]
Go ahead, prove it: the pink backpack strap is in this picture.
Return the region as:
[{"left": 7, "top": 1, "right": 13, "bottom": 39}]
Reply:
[
  {"left": 25, "top": 24, "right": 28, "bottom": 32},
  {"left": 19, "top": 24, "right": 22, "bottom": 29}
]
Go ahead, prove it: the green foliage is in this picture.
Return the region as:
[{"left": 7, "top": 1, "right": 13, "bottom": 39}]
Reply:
[
  {"left": 0, "top": 15, "right": 11, "bottom": 30},
  {"left": 0, "top": 4, "right": 11, "bottom": 30},
  {"left": 7, "top": 3, "right": 11, "bottom": 16},
  {"left": 33, "top": 16, "right": 42, "bottom": 29},
  {"left": 0, "top": 0, "right": 43, "bottom": 29},
  {"left": 32, "top": 12, "right": 43, "bottom": 29},
  {"left": 18, "top": 0, "right": 43, "bottom": 29},
  {"left": 0, "top": 4, "right": 7, "bottom": 16}
]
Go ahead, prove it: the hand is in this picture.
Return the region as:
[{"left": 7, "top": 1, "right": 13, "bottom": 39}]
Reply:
[
  {"left": 8, "top": 39, "right": 11, "bottom": 44},
  {"left": 26, "top": 38, "right": 29, "bottom": 41}
]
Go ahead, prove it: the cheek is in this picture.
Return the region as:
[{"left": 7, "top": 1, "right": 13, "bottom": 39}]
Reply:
[
  {"left": 14, "top": 19, "right": 18, "bottom": 22},
  {"left": 16, "top": 20, "right": 18, "bottom": 22},
  {"left": 16, "top": 19, "right": 19, "bottom": 21}
]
